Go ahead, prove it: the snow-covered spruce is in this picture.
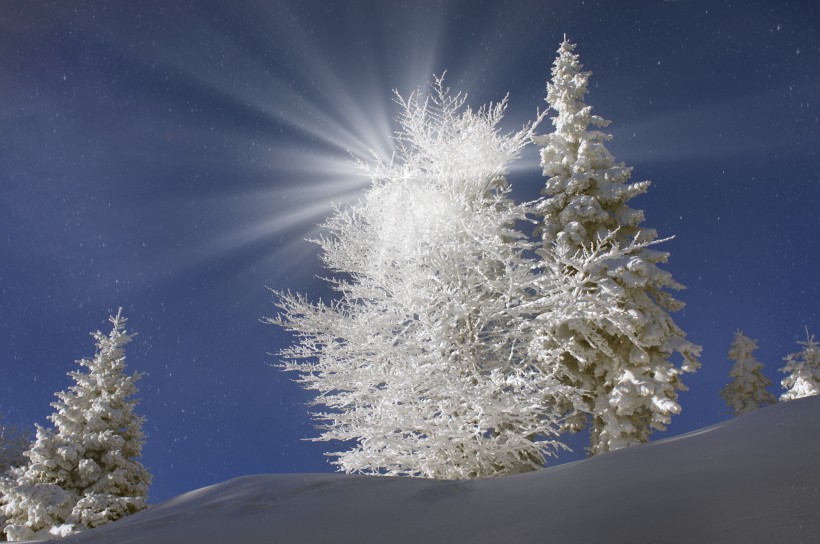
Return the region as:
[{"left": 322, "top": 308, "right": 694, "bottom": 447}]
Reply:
[
  {"left": 720, "top": 331, "right": 775, "bottom": 416},
  {"left": 530, "top": 39, "right": 701, "bottom": 455},
  {"left": 779, "top": 329, "right": 820, "bottom": 401},
  {"left": 0, "top": 310, "right": 150, "bottom": 541},
  {"left": 271, "top": 78, "right": 577, "bottom": 478}
]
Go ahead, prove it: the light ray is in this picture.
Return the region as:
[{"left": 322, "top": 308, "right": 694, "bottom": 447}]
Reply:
[
  {"left": 606, "top": 81, "right": 820, "bottom": 166},
  {"left": 142, "top": 2, "right": 523, "bottom": 283}
]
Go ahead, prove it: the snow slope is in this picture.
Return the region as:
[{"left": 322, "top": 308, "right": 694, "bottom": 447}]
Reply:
[{"left": 55, "top": 396, "right": 819, "bottom": 544}]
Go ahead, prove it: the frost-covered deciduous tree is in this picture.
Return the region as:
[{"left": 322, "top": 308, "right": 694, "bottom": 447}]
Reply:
[
  {"left": 531, "top": 39, "right": 701, "bottom": 455},
  {"left": 0, "top": 310, "right": 151, "bottom": 541},
  {"left": 720, "top": 331, "right": 775, "bottom": 416},
  {"left": 271, "top": 79, "right": 575, "bottom": 479},
  {"left": 779, "top": 330, "right": 820, "bottom": 401}
]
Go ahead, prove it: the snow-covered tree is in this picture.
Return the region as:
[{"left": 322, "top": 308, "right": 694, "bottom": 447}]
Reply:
[
  {"left": 720, "top": 331, "right": 775, "bottom": 416},
  {"left": 0, "top": 310, "right": 151, "bottom": 541},
  {"left": 779, "top": 329, "right": 820, "bottom": 401},
  {"left": 271, "top": 78, "right": 578, "bottom": 479},
  {"left": 530, "top": 38, "right": 701, "bottom": 455},
  {"left": 0, "top": 416, "right": 29, "bottom": 474}
]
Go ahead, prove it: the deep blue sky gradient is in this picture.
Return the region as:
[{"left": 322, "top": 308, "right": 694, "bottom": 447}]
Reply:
[{"left": 2, "top": 0, "right": 818, "bottom": 503}]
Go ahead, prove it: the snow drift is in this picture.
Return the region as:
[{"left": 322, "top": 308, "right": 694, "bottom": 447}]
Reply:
[{"left": 56, "top": 396, "right": 819, "bottom": 544}]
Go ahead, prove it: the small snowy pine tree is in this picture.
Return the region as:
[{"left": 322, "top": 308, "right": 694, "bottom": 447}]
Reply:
[
  {"left": 779, "top": 329, "right": 820, "bottom": 401},
  {"left": 720, "top": 331, "right": 775, "bottom": 416},
  {"left": 0, "top": 310, "right": 151, "bottom": 541},
  {"left": 0, "top": 415, "right": 29, "bottom": 474},
  {"left": 531, "top": 38, "right": 701, "bottom": 455}
]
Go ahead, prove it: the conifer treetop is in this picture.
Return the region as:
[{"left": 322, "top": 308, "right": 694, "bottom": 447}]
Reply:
[
  {"left": 721, "top": 330, "right": 775, "bottom": 416},
  {"left": 546, "top": 38, "right": 610, "bottom": 138}
]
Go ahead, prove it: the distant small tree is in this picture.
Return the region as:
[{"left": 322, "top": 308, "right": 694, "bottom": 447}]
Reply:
[
  {"left": 0, "top": 310, "right": 151, "bottom": 541},
  {"left": 0, "top": 416, "right": 29, "bottom": 474},
  {"left": 720, "top": 331, "right": 775, "bottom": 416},
  {"left": 779, "top": 329, "right": 820, "bottom": 401},
  {"left": 531, "top": 38, "right": 701, "bottom": 455}
]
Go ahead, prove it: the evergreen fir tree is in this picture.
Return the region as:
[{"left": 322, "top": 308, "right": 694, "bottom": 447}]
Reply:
[
  {"left": 0, "top": 310, "right": 151, "bottom": 541},
  {"left": 780, "top": 329, "right": 820, "bottom": 401},
  {"left": 531, "top": 38, "right": 701, "bottom": 454},
  {"left": 720, "top": 331, "right": 775, "bottom": 416},
  {"left": 0, "top": 415, "right": 29, "bottom": 474}
]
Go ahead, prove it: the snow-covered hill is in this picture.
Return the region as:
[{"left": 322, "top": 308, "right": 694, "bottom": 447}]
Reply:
[{"left": 58, "top": 397, "right": 819, "bottom": 544}]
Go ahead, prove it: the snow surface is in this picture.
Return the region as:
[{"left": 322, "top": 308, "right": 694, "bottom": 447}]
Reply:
[{"left": 50, "top": 396, "right": 819, "bottom": 544}]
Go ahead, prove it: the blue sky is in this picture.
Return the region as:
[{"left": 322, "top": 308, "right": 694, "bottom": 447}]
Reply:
[{"left": 2, "top": 0, "right": 818, "bottom": 503}]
